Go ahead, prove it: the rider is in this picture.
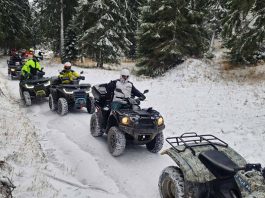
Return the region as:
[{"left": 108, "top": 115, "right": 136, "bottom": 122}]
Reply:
[
  {"left": 21, "top": 54, "right": 43, "bottom": 80},
  {"left": 58, "top": 62, "right": 80, "bottom": 84},
  {"left": 10, "top": 51, "right": 22, "bottom": 65},
  {"left": 106, "top": 68, "right": 146, "bottom": 110}
]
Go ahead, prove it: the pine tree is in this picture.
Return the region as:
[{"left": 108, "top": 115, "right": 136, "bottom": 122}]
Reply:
[
  {"left": 222, "top": 0, "right": 265, "bottom": 64},
  {"left": 77, "top": 0, "right": 132, "bottom": 67},
  {"left": 33, "top": 0, "right": 78, "bottom": 55},
  {"left": 125, "top": 0, "right": 146, "bottom": 59},
  {"left": 137, "top": 0, "right": 210, "bottom": 76},
  {"left": 62, "top": 18, "right": 78, "bottom": 62},
  {"left": 0, "top": 0, "right": 31, "bottom": 50}
]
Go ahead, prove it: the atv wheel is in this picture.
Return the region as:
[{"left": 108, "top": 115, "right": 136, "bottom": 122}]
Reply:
[
  {"left": 159, "top": 166, "right": 185, "bottom": 198},
  {"left": 90, "top": 113, "right": 103, "bottom": 137},
  {"left": 23, "top": 91, "right": 31, "bottom": 106},
  {"left": 57, "top": 98, "right": 68, "bottom": 116},
  {"left": 146, "top": 132, "right": 164, "bottom": 153},
  {"left": 107, "top": 126, "right": 126, "bottom": 156},
  {"left": 86, "top": 97, "right": 95, "bottom": 114},
  {"left": 49, "top": 94, "right": 57, "bottom": 111}
]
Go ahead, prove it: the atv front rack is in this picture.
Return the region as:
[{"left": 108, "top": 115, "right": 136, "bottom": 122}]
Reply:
[{"left": 166, "top": 132, "right": 228, "bottom": 156}]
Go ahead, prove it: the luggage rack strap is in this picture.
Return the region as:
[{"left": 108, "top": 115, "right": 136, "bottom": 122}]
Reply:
[{"left": 166, "top": 133, "right": 228, "bottom": 156}]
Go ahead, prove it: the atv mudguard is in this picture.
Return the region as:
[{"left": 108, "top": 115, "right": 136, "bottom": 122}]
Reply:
[
  {"left": 106, "top": 113, "right": 119, "bottom": 132},
  {"left": 161, "top": 145, "right": 247, "bottom": 183},
  {"left": 235, "top": 170, "right": 265, "bottom": 197}
]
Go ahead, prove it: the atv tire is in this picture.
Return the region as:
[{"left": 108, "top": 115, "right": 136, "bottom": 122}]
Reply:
[
  {"left": 107, "top": 126, "right": 126, "bottom": 157},
  {"left": 57, "top": 98, "right": 68, "bottom": 116},
  {"left": 86, "top": 97, "right": 95, "bottom": 114},
  {"left": 158, "top": 166, "right": 185, "bottom": 198},
  {"left": 146, "top": 132, "right": 164, "bottom": 153},
  {"left": 90, "top": 113, "right": 103, "bottom": 137},
  {"left": 23, "top": 91, "right": 31, "bottom": 106},
  {"left": 49, "top": 94, "right": 57, "bottom": 111}
]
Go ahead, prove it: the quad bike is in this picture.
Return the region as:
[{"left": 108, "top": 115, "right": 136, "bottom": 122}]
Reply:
[
  {"left": 19, "top": 71, "right": 51, "bottom": 106},
  {"left": 7, "top": 58, "right": 23, "bottom": 80},
  {"left": 158, "top": 132, "right": 265, "bottom": 198},
  {"left": 90, "top": 84, "right": 165, "bottom": 156},
  {"left": 48, "top": 74, "right": 95, "bottom": 116}
]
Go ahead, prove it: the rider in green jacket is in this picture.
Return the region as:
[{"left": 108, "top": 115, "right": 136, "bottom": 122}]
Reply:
[{"left": 21, "top": 54, "right": 43, "bottom": 80}]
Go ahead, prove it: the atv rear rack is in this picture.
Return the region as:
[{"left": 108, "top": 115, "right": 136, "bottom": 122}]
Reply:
[{"left": 166, "top": 132, "right": 228, "bottom": 156}]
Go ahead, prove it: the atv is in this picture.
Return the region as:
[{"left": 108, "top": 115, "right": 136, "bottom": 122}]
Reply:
[
  {"left": 90, "top": 84, "right": 165, "bottom": 156},
  {"left": 7, "top": 58, "right": 23, "bottom": 80},
  {"left": 158, "top": 132, "right": 265, "bottom": 198},
  {"left": 19, "top": 71, "right": 51, "bottom": 106},
  {"left": 48, "top": 75, "right": 95, "bottom": 116}
]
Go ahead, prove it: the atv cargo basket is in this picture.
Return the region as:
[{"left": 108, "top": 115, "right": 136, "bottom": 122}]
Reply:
[
  {"left": 166, "top": 132, "right": 228, "bottom": 155},
  {"left": 92, "top": 84, "right": 107, "bottom": 99}
]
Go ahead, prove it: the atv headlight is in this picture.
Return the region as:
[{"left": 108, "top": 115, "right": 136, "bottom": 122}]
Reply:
[
  {"left": 25, "top": 84, "right": 34, "bottom": 89},
  {"left": 63, "top": 88, "right": 74, "bottom": 94},
  {"left": 11, "top": 68, "right": 15, "bottom": 72},
  {"left": 121, "top": 116, "right": 130, "bottom": 125},
  {"left": 157, "top": 117, "right": 164, "bottom": 126},
  {"left": 44, "top": 80, "right": 50, "bottom": 87}
]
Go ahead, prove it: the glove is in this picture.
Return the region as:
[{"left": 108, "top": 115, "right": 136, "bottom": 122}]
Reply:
[{"left": 139, "top": 95, "right": 146, "bottom": 101}]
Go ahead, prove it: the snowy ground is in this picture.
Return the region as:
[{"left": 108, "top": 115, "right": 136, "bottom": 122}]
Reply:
[{"left": 0, "top": 56, "right": 265, "bottom": 197}]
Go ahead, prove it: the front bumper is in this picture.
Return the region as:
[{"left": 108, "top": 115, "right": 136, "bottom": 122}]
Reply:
[
  {"left": 25, "top": 86, "right": 50, "bottom": 98},
  {"left": 119, "top": 124, "right": 165, "bottom": 144}
]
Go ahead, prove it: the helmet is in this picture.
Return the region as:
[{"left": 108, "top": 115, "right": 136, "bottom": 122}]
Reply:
[
  {"left": 29, "top": 48, "right": 34, "bottom": 52},
  {"left": 64, "top": 62, "right": 72, "bottom": 70},
  {"left": 120, "top": 68, "right": 130, "bottom": 77},
  {"left": 120, "top": 68, "right": 130, "bottom": 82}
]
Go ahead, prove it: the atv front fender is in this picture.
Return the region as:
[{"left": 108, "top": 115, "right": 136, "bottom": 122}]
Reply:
[{"left": 161, "top": 146, "right": 247, "bottom": 183}]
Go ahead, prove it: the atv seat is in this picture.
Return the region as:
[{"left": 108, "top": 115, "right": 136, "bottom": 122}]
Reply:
[
  {"left": 61, "top": 84, "right": 91, "bottom": 89},
  {"left": 21, "top": 77, "right": 50, "bottom": 84},
  {"left": 199, "top": 150, "right": 239, "bottom": 179}
]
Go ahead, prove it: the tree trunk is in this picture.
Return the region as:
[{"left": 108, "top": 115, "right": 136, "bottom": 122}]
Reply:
[
  {"left": 209, "top": 31, "right": 215, "bottom": 53},
  {"left": 60, "top": 0, "right": 64, "bottom": 60},
  {"left": 97, "top": 50, "right": 103, "bottom": 68}
]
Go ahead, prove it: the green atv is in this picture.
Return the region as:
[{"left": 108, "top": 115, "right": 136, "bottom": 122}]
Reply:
[{"left": 159, "top": 132, "right": 265, "bottom": 198}]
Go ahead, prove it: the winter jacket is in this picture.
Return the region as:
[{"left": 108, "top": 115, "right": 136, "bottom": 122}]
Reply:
[
  {"left": 58, "top": 69, "right": 80, "bottom": 84},
  {"left": 106, "top": 79, "right": 145, "bottom": 104},
  {"left": 21, "top": 59, "right": 42, "bottom": 79}
]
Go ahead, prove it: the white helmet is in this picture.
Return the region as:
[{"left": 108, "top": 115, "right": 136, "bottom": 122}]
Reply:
[
  {"left": 64, "top": 62, "right": 72, "bottom": 70},
  {"left": 120, "top": 68, "right": 130, "bottom": 77}
]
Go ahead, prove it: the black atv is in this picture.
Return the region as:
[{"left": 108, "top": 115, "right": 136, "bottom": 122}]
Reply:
[
  {"left": 7, "top": 58, "right": 23, "bottom": 80},
  {"left": 48, "top": 75, "right": 95, "bottom": 116},
  {"left": 90, "top": 84, "right": 165, "bottom": 156},
  {"left": 159, "top": 132, "right": 265, "bottom": 198},
  {"left": 19, "top": 71, "right": 51, "bottom": 106}
]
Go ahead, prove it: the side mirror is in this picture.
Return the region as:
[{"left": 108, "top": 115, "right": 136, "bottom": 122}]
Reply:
[
  {"left": 143, "top": 89, "right": 149, "bottom": 94},
  {"left": 80, "top": 71, "right": 84, "bottom": 74}
]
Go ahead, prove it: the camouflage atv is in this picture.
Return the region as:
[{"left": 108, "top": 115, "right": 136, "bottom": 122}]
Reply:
[{"left": 159, "top": 132, "right": 265, "bottom": 198}]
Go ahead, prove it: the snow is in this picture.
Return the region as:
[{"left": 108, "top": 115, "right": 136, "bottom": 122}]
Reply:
[{"left": 0, "top": 56, "right": 265, "bottom": 197}]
